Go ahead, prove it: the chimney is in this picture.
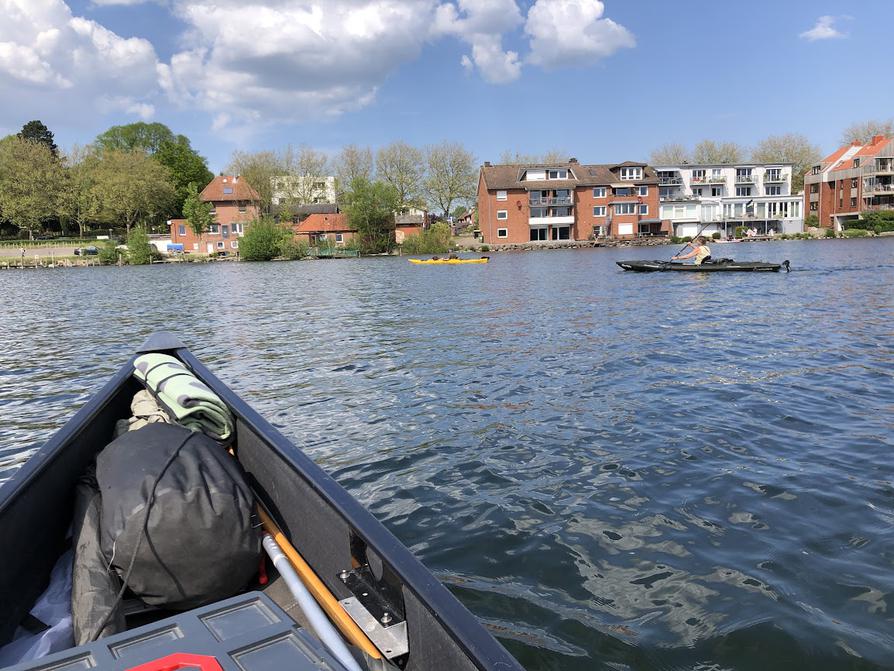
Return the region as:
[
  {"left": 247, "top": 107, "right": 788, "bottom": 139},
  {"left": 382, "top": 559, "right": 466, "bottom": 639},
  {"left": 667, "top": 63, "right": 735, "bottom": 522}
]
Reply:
[
  {"left": 233, "top": 175, "right": 239, "bottom": 183},
  {"left": 871, "top": 135, "right": 885, "bottom": 144},
  {"left": 484, "top": 161, "right": 492, "bottom": 167},
  {"left": 569, "top": 157, "right": 578, "bottom": 164}
]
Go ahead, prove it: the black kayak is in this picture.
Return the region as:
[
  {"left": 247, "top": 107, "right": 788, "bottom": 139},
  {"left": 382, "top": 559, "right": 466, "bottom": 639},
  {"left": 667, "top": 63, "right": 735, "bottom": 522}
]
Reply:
[
  {"left": 617, "top": 259, "right": 790, "bottom": 272},
  {"left": 0, "top": 333, "right": 523, "bottom": 671}
]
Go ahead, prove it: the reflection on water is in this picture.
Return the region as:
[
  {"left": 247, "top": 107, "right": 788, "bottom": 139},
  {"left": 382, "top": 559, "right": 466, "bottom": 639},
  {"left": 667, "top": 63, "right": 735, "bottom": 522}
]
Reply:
[{"left": 2, "top": 239, "right": 893, "bottom": 670}]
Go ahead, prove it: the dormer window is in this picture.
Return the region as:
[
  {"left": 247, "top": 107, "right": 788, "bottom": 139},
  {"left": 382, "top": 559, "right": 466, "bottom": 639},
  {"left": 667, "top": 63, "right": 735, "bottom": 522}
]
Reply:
[
  {"left": 547, "top": 169, "right": 568, "bottom": 180},
  {"left": 223, "top": 187, "right": 234, "bottom": 195},
  {"left": 619, "top": 167, "right": 642, "bottom": 181},
  {"left": 853, "top": 158, "right": 861, "bottom": 168}
]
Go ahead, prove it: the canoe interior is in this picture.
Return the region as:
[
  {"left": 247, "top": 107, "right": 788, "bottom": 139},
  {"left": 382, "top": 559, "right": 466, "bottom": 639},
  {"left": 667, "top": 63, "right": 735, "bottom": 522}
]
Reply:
[{"left": 0, "top": 341, "right": 520, "bottom": 671}]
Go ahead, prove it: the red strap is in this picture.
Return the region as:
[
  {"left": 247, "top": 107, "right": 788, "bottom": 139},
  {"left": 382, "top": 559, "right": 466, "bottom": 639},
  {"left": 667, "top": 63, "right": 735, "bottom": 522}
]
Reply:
[{"left": 126, "top": 653, "right": 224, "bottom": 671}]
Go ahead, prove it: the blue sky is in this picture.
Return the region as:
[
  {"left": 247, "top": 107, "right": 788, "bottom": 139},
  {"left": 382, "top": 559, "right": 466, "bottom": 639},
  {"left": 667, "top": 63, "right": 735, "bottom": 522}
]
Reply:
[{"left": 2, "top": 1, "right": 892, "bottom": 172}]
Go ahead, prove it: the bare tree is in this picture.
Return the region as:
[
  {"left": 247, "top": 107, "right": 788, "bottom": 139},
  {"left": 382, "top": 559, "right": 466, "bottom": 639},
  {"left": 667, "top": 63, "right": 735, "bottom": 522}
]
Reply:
[
  {"left": 692, "top": 140, "right": 746, "bottom": 164},
  {"left": 498, "top": 149, "right": 569, "bottom": 164},
  {"left": 840, "top": 119, "right": 894, "bottom": 145},
  {"left": 376, "top": 141, "right": 425, "bottom": 212},
  {"left": 276, "top": 144, "right": 331, "bottom": 206},
  {"left": 226, "top": 150, "right": 283, "bottom": 214},
  {"left": 649, "top": 143, "right": 690, "bottom": 165},
  {"left": 334, "top": 145, "right": 374, "bottom": 198},
  {"left": 751, "top": 133, "right": 822, "bottom": 193},
  {"left": 424, "top": 142, "right": 478, "bottom": 219}
]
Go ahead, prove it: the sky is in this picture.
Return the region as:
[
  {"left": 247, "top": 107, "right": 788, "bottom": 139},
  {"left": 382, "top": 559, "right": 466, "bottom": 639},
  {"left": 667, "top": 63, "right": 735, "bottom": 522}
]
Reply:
[{"left": 2, "top": 0, "right": 893, "bottom": 173}]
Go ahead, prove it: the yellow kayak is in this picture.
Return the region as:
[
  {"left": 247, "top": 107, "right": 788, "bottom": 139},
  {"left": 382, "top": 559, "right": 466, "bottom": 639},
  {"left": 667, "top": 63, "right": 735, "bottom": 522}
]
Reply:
[{"left": 409, "top": 257, "right": 489, "bottom": 265}]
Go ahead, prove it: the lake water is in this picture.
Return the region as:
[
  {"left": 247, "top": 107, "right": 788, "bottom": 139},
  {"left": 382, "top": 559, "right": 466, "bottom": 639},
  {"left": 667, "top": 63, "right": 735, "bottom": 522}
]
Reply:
[{"left": 1, "top": 239, "right": 893, "bottom": 670}]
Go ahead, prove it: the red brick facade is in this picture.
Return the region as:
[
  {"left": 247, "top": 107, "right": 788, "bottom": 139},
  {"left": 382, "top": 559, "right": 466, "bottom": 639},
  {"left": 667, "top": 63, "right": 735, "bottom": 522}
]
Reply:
[
  {"left": 169, "top": 175, "right": 260, "bottom": 255},
  {"left": 292, "top": 213, "right": 357, "bottom": 246},
  {"left": 477, "top": 160, "right": 665, "bottom": 245}
]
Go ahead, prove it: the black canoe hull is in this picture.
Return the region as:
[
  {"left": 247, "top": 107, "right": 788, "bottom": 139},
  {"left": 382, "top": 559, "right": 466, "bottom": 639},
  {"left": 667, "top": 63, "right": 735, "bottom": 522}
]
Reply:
[
  {"left": 0, "top": 333, "right": 522, "bottom": 671},
  {"left": 617, "top": 260, "right": 786, "bottom": 272}
]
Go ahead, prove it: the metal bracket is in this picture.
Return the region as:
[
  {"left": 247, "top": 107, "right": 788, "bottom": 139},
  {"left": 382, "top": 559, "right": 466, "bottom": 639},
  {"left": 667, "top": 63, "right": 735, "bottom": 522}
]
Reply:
[{"left": 339, "top": 596, "right": 408, "bottom": 660}]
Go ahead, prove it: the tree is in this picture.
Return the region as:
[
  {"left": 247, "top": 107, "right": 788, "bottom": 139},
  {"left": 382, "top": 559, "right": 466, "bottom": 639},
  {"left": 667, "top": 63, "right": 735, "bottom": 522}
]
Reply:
[
  {"left": 650, "top": 143, "right": 690, "bottom": 165},
  {"left": 424, "top": 141, "right": 477, "bottom": 219},
  {"left": 343, "top": 177, "right": 399, "bottom": 254},
  {"left": 498, "top": 149, "right": 568, "bottom": 164},
  {"left": 275, "top": 145, "right": 331, "bottom": 208},
  {"left": 334, "top": 145, "right": 373, "bottom": 199},
  {"left": 60, "top": 145, "right": 102, "bottom": 238},
  {"left": 154, "top": 135, "right": 214, "bottom": 216},
  {"left": 127, "top": 226, "right": 153, "bottom": 265},
  {"left": 95, "top": 122, "right": 176, "bottom": 154},
  {"left": 182, "top": 182, "right": 214, "bottom": 252},
  {"left": 840, "top": 119, "right": 894, "bottom": 145},
  {"left": 18, "top": 120, "right": 58, "bottom": 157},
  {"left": 227, "top": 150, "right": 282, "bottom": 215},
  {"left": 91, "top": 149, "right": 176, "bottom": 234},
  {"left": 692, "top": 140, "right": 746, "bottom": 164},
  {"left": 0, "top": 136, "right": 63, "bottom": 239},
  {"left": 751, "top": 134, "right": 822, "bottom": 193},
  {"left": 239, "top": 217, "right": 286, "bottom": 261},
  {"left": 376, "top": 142, "right": 424, "bottom": 213}
]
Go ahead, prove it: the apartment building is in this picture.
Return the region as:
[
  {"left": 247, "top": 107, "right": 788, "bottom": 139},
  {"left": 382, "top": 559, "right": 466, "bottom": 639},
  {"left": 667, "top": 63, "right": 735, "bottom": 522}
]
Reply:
[
  {"left": 803, "top": 135, "right": 894, "bottom": 230},
  {"left": 477, "top": 159, "right": 663, "bottom": 244},
  {"left": 271, "top": 175, "right": 337, "bottom": 206},
  {"left": 169, "top": 175, "right": 260, "bottom": 255},
  {"left": 654, "top": 163, "right": 802, "bottom": 237}
]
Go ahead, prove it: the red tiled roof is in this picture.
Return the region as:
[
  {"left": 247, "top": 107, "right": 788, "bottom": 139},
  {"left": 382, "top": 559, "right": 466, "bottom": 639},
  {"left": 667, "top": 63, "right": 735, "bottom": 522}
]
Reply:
[
  {"left": 201, "top": 175, "right": 260, "bottom": 203},
  {"left": 294, "top": 213, "right": 354, "bottom": 233},
  {"left": 855, "top": 135, "right": 891, "bottom": 157}
]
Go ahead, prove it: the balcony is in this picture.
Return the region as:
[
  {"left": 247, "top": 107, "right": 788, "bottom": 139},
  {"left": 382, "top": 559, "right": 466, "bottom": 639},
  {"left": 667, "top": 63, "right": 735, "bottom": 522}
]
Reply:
[
  {"left": 529, "top": 215, "right": 575, "bottom": 226},
  {"left": 864, "top": 182, "right": 894, "bottom": 195},
  {"left": 529, "top": 196, "right": 573, "bottom": 206},
  {"left": 707, "top": 175, "right": 726, "bottom": 184},
  {"left": 735, "top": 174, "right": 755, "bottom": 184},
  {"left": 868, "top": 159, "right": 894, "bottom": 175},
  {"left": 763, "top": 173, "right": 784, "bottom": 183},
  {"left": 658, "top": 176, "right": 683, "bottom": 185}
]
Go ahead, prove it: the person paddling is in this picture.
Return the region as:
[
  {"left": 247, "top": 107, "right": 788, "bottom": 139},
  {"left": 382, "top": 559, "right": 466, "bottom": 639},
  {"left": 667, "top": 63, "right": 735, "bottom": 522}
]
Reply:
[{"left": 672, "top": 236, "right": 712, "bottom": 265}]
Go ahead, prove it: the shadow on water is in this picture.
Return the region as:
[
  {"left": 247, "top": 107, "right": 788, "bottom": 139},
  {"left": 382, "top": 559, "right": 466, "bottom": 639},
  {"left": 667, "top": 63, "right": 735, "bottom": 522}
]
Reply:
[{"left": 1, "top": 238, "right": 893, "bottom": 670}]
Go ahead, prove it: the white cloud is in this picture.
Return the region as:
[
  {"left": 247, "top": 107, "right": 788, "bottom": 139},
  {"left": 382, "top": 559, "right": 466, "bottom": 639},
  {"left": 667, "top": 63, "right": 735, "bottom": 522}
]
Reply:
[
  {"left": 0, "top": 0, "right": 159, "bottom": 125},
  {"left": 800, "top": 15, "right": 848, "bottom": 41},
  {"left": 525, "top": 0, "right": 634, "bottom": 69}
]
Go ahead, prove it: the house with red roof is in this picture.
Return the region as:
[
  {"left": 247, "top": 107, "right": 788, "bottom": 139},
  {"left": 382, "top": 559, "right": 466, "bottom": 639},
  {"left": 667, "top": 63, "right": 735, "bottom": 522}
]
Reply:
[
  {"left": 292, "top": 213, "right": 357, "bottom": 247},
  {"left": 169, "top": 175, "right": 260, "bottom": 255},
  {"left": 804, "top": 135, "right": 894, "bottom": 230}
]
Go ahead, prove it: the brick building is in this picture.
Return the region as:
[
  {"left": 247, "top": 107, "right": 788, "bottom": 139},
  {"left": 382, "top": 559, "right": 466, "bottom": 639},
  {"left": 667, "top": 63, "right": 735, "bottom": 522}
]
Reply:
[
  {"left": 170, "top": 175, "right": 260, "bottom": 255},
  {"left": 292, "top": 213, "right": 357, "bottom": 246},
  {"left": 477, "top": 159, "right": 663, "bottom": 244},
  {"left": 804, "top": 135, "right": 894, "bottom": 230}
]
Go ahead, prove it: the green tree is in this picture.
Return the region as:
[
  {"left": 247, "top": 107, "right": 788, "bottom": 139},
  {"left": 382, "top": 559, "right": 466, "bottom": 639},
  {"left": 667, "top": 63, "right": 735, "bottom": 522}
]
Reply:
[
  {"left": 376, "top": 142, "right": 424, "bottom": 213},
  {"left": 18, "top": 120, "right": 58, "bottom": 157},
  {"left": 127, "top": 226, "right": 153, "bottom": 264},
  {"left": 334, "top": 145, "right": 373, "bottom": 201},
  {"left": 95, "top": 122, "right": 175, "bottom": 153},
  {"left": 91, "top": 149, "right": 176, "bottom": 234},
  {"left": 0, "top": 136, "right": 63, "bottom": 239},
  {"left": 239, "top": 217, "right": 286, "bottom": 261},
  {"left": 154, "top": 136, "right": 214, "bottom": 216},
  {"left": 343, "top": 178, "right": 399, "bottom": 254},
  {"left": 692, "top": 140, "right": 746, "bottom": 164},
  {"left": 751, "top": 134, "right": 821, "bottom": 193},
  {"left": 424, "top": 141, "right": 477, "bottom": 219},
  {"left": 182, "top": 182, "right": 214, "bottom": 239},
  {"left": 226, "top": 150, "right": 282, "bottom": 215},
  {"left": 60, "top": 145, "right": 101, "bottom": 238},
  {"left": 401, "top": 222, "right": 453, "bottom": 255}
]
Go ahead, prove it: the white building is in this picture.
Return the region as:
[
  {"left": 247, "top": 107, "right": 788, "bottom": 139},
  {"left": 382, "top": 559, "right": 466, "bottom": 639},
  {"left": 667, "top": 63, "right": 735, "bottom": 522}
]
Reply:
[
  {"left": 655, "top": 163, "right": 803, "bottom": 237},
  {"left": 271, "top": 175, "right": 337, "bottom": 206}
]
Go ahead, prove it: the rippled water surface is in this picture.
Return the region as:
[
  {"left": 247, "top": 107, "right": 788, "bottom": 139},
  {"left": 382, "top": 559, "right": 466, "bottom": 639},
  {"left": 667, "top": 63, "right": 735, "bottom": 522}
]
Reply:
[{"left": 2, "top": 239, "right": 893, "bottom": 670}]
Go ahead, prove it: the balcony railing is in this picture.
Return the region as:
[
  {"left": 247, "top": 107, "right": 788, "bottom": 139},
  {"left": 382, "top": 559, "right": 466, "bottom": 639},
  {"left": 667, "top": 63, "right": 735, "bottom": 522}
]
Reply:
[
  {"left": 658, "top": 176, "right": 683, "bottom": 185},
  {"left": 866, "top": 161, "right": 894, "bottom": 176},
  {"left": 529, "top": 196, "right": 572, "bottom": 206},
  {"left": 763, "top": 173, "right": 784, "bottom": 183},
  {"left": 735, "top": 174, "right": 755, "bottom": 184},
  {"left": 707, "top": 175, "right": 726, "bottom": 184},
  {"left": 864, "top": 182, "right": 894, "bottom": 194}
]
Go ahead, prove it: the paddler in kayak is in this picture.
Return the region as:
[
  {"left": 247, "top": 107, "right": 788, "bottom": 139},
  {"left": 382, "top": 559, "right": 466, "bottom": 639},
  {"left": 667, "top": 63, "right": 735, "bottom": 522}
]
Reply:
[{"left": 672, "top": 236, "right": 711, "bottom": 265}]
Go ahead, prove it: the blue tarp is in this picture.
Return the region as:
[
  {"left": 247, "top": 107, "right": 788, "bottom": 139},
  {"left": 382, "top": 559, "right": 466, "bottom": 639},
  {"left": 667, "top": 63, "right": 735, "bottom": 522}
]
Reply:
[{"left": 167, "top": 243, "right": 184, "bottom": 251}]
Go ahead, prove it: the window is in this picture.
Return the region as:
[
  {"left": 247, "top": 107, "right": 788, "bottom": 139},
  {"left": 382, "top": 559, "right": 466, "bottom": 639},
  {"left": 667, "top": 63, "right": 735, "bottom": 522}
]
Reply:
[
  {"left": 192, "top": 243, "right": 198, "bottom": 250},
  {"left": 530, "top": 228, "right": 547, "bottom": 241},
  {"left": 810, "top": 202, "right": 818, "bottom": 211},
  {"left": 239, "top": 205, "right": 247, "bottom": 214},
  {"left": 736, "top": 187, "right": 752, "bottom": 197},
  {"left": 766, "top": 169, "right": 782, "bottom": 181},
  {"left": 497, "top": 228, "right": 508, "bottom": 238},
  {"left": 496, "top": 190, "right": 507, "bottom": 201},
  {"left": 335, "top": 233, "right": 343, "bottom": 242},
  {"left": 178, "top": 224, "right": 185, "bottom": 236},
  {"left": 496, "top": 210, "right": 508, "bottom": 220},
  {"left": 552, "top": 207, "right": 571, "bottom": 217},
  {"left": 619, "top": 167, "right": 642, "bottom": 180},
  {"left": 851, "top": 178, "right": 858, "bottom": 188},
  {"left": 810, "top": 184, "right": 819, "bottom": 193},
  {"left": 209, "top": 223, "right": 219, "bottom": 234},
  {"left": 766, "top": 186, "right": 781, "bottom": 196},
  {"left": 231, "top": 241, "right": 239, "bottom": 249},
  {"left": 693, "top": 187, "right": 703, "bottom": 197},
  {"left": 593, "top": 187, "right": 606, "bottom": 198},
  {"left": 639, "top": 204, "right": 649, "bottom": 215},
  {"left": 638, "top": 186, "right": 648, "bottom": 196},
  {"left": 217, "top": 241, "right": 224, "bottom": 249},
  {"left": 593, "top": 206, "right": 606, "bottom": 217},
  {"left": 319, "top": 233, "right": 328, "bottom": 241},
  {"left": 853, "top": 158, "right": 861, "bottom": 168},
  {"left": 530, "top": 207, "right": 546, "bottom": 218},
  {"left": 614, "top": 187, "right": 632, "bottom": 197},
  {"left": 223, "top": 187, "right": 234, "bottom": 194},
  {"left": 850, "top": 197, "right": 857, "bottom": 208},
  {"left": 692, "top": 169, "right": 706, "bottom": 181},
  {"left": 712, "top": 168, "right": 723, "bottom": 176},
  {"left": 711, "top": 186, "right": 722, "bottom": 197},
  {"left": 615, "top": 203, "right": 636, "bottom": 215},
  {"left": 547, "top": 169, "right": 567, "bottom": 179}
]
